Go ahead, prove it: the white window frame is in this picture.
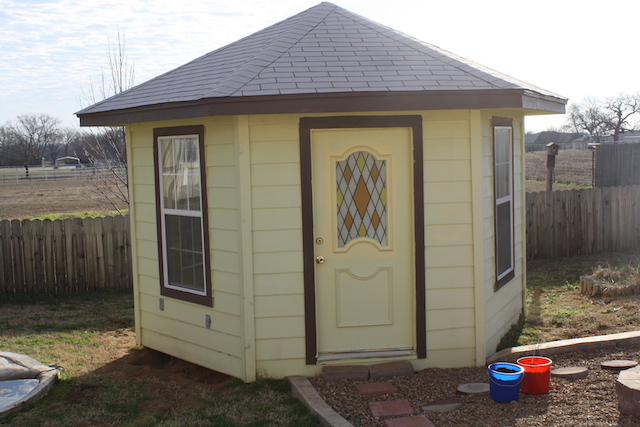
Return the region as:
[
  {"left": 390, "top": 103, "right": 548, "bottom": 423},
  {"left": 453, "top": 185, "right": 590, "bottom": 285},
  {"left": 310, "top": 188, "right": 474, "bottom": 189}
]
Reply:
[
  {"left": 493, "top": 118, "right": 515, "bottom": 290},
  {"left": 154, "top": 125, "right": 212, "bottom": 306}
]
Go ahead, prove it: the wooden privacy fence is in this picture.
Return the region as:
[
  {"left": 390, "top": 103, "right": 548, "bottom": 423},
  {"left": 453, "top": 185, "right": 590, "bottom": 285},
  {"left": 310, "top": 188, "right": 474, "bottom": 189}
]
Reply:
[
  {"left": 0, "top": 215, "right": 132, "bottom": 295},
  {"left": 526, "top": 185, "right": 640, "bottom": 259},
  {"left": 595, "top": 143, "right": 640, "bottom": 187}
]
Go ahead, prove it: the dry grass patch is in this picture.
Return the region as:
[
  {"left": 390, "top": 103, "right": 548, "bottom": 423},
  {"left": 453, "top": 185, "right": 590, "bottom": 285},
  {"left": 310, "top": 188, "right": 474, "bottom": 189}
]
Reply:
[
  {"left": 517, "top": 251, "right": 640, "bottom": 346},
  {"left": 0, "top": 292, "right": 319, "bottom": 427}
]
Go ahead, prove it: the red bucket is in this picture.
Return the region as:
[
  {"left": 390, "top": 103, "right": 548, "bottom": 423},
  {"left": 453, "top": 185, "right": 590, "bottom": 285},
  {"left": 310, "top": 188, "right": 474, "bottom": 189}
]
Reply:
[{"left": 517, "top": 356, "right": 552, "bottom": 394}]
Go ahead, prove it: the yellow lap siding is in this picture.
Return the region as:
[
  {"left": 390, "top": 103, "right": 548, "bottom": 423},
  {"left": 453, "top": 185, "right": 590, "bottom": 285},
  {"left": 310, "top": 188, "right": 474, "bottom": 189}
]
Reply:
[
  {"left": 251, "top": 163, "right": 301, "bottom": 187},
  {"left": 424, "top": 160, "right": 471, "bottom": 182},
  {"left": 211, "top": 249, "right": 241, "bottom": 274},
  {"left": 425, "top": 203, "right": 472, "bottom": 225},
  {"left": 136, "top": 258, "right": 159, "bottom": 278},
  {"left": 139, "top": 292, "right": 242, "bottom": 337},
  {"left": 424, "top": 120, "right": 470, "bottom": 139},
  {"left": 208, "top": 166, "right": 237, "bottom": 188},
  {"left": 414, "top": 348, "right": 476, "bottom": 369},
  {"left": 253, "top": 229, "right": 302, "bottom": 253},
  {"left": 253, "top": 251, "right": 303, "bottom": 275},
  {"left": 249, "top": 124, "right": 299, "bottom": 142},
  {"left": 253, "top": 272, "right": 304, "bottom": 296},
  {"left": 251, "top": 186, "right": 301, "bottom": 209},
  {"left": 255, "top": 316, "right": 306, "bottom": 339},
  {"left": 254, "top": 294, "right": 305, "bottom": 318},
  {"left": 132, "top": 184, "right": 155, "bottom": 204},
  {"left": 143, "top": 329, "right": 243, "bottom": 378},
  {"left": 426, "top": 288, "right": 474, "bottom": 310},
  {"left": 256, "top": 337, "right": 306, "bottom": 361},
  {"left": 425, "top": 182, "right": 472, "bottom": 203},
  {"left": 426, "top": 308, "right": 475, "bottom": 331},
  {"left": 252, "top": 208, "right": 302, "bottom": 230},
  {"left": 425, "top": 224, "right": 473, "bottom": 246},
  {"left": 250, "top": 140, "right": 299, "bottom": 164},
  {"left": 425, "top": 245, "right": 473, "bottom": 268},
  {"left": 423, "top": 138, "right": 471, "bottom": 160},
  {"left": 425, "top": 266, "right": 474, "bottom": 288},
  {"left": 141, "top": 311, "right": 242, "bottom": 353}
]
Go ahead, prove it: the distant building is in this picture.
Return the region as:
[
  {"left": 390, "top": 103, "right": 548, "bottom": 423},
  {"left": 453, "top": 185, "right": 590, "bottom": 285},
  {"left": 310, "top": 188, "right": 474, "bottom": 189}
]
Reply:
[{"left": 526, "top": 131, "right": 588, "bottom": 151}]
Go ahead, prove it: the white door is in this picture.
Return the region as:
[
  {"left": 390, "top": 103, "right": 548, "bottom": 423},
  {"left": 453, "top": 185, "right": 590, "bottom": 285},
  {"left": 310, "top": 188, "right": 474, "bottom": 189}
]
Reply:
[{"left": 311, "top": 127, "right": 415, "bottom": 356}]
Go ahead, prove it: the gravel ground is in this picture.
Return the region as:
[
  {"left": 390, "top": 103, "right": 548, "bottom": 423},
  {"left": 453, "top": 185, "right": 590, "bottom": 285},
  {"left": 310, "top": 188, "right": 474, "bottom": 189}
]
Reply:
[{"left": 310, "top": 347, "right": 640, "bottom": 426}]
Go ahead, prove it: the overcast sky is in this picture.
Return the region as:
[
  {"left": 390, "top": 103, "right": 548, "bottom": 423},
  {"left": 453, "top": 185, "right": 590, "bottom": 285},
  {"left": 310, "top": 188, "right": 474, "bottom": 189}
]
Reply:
[{"left": 2, "top": 0, "right": 639, "bottom": 132}]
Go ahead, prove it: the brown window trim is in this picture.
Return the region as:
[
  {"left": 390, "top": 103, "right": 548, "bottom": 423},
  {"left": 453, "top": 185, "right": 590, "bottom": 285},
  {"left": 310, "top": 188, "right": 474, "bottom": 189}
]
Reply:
[
  {"left": 153, "top": 125, "right": 213, "bottom": 307},
  {"left": 299, "top": 115, "right": 426, "bottom": 364},
  {"left": 492, "top": 117, "right": 515, "bottom": 291}
]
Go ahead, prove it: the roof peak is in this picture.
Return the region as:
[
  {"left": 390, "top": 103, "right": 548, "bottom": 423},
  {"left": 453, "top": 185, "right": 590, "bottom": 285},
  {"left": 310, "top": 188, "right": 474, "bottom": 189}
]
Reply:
[{"left": 77, "top": 2, "right": 566, "bottom": 125}]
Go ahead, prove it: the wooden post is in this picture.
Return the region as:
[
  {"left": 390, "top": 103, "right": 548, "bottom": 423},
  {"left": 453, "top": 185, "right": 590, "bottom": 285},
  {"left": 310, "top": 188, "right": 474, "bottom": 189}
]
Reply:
[{"left": 546, "top": 142, "right": 559, "bottom": 192}]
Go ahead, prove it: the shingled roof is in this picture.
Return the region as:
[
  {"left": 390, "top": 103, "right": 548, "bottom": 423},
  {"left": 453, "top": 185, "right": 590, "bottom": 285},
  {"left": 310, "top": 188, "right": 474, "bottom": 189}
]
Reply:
[{"left": 77, "top": 2, "right": 566, "bottom": 126}]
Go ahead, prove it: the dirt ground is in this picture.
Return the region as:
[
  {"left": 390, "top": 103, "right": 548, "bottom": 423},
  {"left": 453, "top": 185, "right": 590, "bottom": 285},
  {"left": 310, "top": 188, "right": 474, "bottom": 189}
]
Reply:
[
  {"left": 88, "top": 330, "right": 234, "bottom": 415},
  {"left": 0, "top": 180, "right": 127, "bottom": 219}
]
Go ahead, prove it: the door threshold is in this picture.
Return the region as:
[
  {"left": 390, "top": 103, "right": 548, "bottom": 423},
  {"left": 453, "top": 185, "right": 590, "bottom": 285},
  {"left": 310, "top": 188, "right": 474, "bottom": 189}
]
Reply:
[{"left": 317, "top": 349, "right": 416, "bottom": 363}]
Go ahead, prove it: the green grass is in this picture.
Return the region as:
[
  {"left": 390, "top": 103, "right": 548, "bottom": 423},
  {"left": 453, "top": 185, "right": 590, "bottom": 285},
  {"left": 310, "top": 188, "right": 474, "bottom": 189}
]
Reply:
[
  {"left": 16, "top": 209, "right": 129, "bottom": 221},
  {"left": 0, "top": 291, "right": 319, "bottom": 427},
  {"left": 495, "top": 250, "right": 640, "bottom": 351}
]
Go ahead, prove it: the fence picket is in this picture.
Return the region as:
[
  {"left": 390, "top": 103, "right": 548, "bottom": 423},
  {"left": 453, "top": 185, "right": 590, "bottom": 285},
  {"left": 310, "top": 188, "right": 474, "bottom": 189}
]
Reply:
[
  {"left": 42, "top": 219, "right": 55, "bottom": 291},
  {"left": 31, "top": 220, "right": 46, "bottom": 291},
  {"left": 11, "top": 220, "right": 24, "bottom": 293},
  {"left": 524, "top": 185, "right": 640, "bottom": 259},
  {"left": 0, "top": 220, "right": 14, "bottom": 293},
  {"left": 0, "top": 215, "right": 132, "bottom": 296}
]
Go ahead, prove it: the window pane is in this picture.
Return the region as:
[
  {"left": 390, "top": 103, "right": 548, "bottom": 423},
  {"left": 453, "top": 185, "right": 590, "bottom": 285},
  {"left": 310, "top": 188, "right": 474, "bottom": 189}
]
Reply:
[
  {"left": 161, "top": 137, "right": 201, "bottom": 212},
  {"left": 496, "top": 163, "right": 510, "bottom": 199},
  {"left": 164, "top": 213, "right": 205, "bottom": 292},
  {"left": 496, "top": 201, "right": 512, "bottom": 276},
  {"left": 336, "top": 151, "right": 387, "bottom": 247}
]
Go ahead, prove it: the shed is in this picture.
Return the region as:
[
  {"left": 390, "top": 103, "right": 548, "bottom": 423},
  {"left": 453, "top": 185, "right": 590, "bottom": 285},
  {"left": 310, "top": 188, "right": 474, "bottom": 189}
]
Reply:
[{"left": 77, "top": 2, "right": 567, "bottom": 381}]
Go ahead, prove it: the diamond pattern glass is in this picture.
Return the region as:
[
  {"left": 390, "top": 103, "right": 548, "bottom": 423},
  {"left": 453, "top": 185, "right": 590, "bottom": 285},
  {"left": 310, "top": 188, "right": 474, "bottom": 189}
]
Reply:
[{"left": 336, "top": 151, "right": 387, "bottom": 247}]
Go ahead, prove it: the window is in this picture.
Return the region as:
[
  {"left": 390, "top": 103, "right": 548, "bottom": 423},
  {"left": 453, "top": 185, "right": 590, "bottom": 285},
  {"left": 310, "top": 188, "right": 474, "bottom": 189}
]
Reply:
[
  {"left": 493, "top": 117, "right": 514, "bottom": 290},
  {"left": 154, "top": 125, "right": 212, "bottom": 306}
]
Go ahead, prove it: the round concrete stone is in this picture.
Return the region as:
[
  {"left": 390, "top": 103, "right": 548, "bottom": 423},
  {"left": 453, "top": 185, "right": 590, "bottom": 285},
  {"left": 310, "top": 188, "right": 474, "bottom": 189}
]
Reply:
[
  {"left": 601, "top": 360, "right": 638, "bottom": 371},
  {"left": 551, "top": 366, "right": 588, "bottom": 380},
  {"left": 456, "top": 383, "right": 490, "bottom": 396}
]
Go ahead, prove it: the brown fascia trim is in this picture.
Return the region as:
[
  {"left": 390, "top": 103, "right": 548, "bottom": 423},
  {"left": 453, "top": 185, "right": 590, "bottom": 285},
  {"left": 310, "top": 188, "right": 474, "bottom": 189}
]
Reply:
[{"left": 77, "top": 89, "right": 567, "bottom": 126}]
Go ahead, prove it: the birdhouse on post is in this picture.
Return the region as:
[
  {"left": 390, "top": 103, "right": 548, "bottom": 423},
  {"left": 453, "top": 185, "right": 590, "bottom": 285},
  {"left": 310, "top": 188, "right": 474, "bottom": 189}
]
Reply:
[{"left": 546, "top": 142, "right": 559, "bottom": 192}]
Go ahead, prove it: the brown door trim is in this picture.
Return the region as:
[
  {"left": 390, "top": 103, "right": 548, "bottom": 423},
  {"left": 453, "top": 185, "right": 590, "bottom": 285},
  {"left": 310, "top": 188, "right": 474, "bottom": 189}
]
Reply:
[{"left": 299, "top": 115, "right": 426, "bottom": 364}]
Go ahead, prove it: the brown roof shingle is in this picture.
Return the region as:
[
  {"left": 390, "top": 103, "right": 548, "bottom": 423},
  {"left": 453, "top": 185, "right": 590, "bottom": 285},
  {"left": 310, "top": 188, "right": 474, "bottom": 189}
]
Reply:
[{"left": 77, "top": 2, "right": 566, "bottom": 125}]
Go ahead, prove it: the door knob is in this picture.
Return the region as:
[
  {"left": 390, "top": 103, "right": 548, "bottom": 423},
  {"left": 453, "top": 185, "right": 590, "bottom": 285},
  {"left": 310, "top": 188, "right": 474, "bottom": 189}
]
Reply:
[{"left": 316, "top": 256, "right": 325, "bottom": 264}]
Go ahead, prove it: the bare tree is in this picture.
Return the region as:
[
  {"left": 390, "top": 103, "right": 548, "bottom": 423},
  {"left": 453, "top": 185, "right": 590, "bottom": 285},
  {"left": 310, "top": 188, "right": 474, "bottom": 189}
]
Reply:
[
  {"left": 567, "top": 93, "right": 640, "bottom": 143},
  {"left": 0, "top": 114, "right": 63, "bottom": 175},
  {"left": 81, "top": 30, "right": 135, "bottom": 212},
  {"left": 567, "top": 98, "right": 609, "bottom": 144},
  {"left": 603, "top": 93, "right": 640, "bottom": 141}
]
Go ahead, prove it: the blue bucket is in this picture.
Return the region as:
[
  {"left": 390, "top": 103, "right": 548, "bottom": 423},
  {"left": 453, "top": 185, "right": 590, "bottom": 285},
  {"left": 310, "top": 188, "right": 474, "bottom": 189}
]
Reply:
[{"left": 488, "top": 362, "right": 524, "bottom": 403}]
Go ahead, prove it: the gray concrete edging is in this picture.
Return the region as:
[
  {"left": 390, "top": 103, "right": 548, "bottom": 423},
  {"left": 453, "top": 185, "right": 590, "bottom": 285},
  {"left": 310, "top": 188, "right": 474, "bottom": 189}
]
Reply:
[
  {"left": 287, "top": 376, "right": 354, "bottom": 427},
  {"left": 487, "top": 330, "right": 640, "bottom": 364},
  {"left": 288, "top": 331, "right": 640, "bottom": 427}
]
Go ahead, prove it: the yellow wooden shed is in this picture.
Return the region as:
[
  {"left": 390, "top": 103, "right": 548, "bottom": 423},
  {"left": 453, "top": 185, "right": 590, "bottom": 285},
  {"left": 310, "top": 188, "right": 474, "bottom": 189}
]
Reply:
[{"left": 77, "top": 2, "right": 567, "bottom": 381}]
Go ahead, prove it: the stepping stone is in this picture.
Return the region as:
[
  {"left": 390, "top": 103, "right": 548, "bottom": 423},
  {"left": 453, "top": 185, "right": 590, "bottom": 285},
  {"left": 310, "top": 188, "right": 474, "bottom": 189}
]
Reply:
[
  {"left": 422, "top": 398, "right": 463, "bottom": 412},
  {"left": 369, "top": 400, "right": 414, "bottom": 417},
  {"left": 355, "top": 381, "right": 399, "bottom": 396},
  {"left": 369, "top": 361, "right": 414, "bottom": 379},
  {"left": 322, "top": 365, "right": 369, "bottom": 381},
  {"left": 384, "top": 415, "right": 436, "bottom": 427},
  {"left": 601, "top": 360, "right": 638, "bottom": 371},
  {"left": 456, "top": 382, "right": 490, "bottom": 396},
  {"left": 551, "top": 366, "right": 589, "bottom": 380}
]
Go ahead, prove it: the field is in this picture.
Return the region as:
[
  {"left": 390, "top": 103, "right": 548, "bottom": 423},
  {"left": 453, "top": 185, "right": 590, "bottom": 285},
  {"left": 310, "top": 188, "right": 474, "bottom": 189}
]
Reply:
[
  {"left": 525, "top": 149, "right": 593, "bottom": 192},
  {"left": 0, "top": 180, "right": 128, "bottom": 219}
]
